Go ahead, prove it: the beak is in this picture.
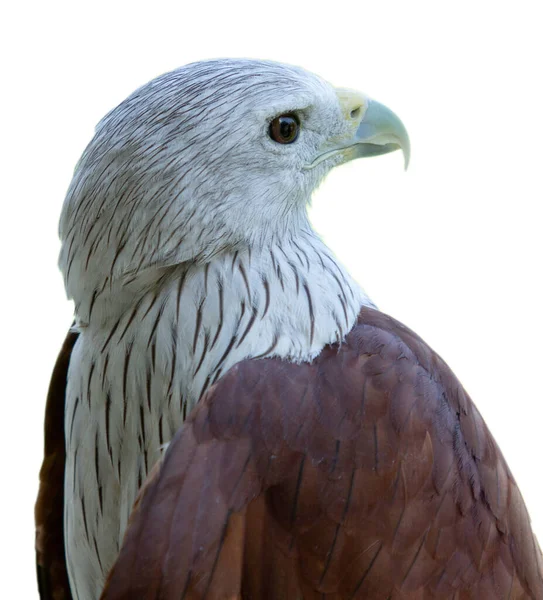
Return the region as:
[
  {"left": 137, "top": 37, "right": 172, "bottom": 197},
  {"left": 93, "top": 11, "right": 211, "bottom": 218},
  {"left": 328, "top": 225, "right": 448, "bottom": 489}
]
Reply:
[{"left": 308, "top": 89, "right": 410, "bottom": 170}]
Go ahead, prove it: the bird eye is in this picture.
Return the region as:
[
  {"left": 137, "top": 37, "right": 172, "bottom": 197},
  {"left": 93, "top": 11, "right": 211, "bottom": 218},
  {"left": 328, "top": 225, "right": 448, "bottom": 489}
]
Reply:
[{"left": 269, "top": 113, "right": 300, "bottom": 144}]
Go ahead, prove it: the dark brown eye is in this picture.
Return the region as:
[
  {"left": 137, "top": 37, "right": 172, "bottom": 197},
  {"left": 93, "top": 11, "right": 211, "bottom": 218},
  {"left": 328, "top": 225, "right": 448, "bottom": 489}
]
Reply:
[{"left": 269, "top": 113, "right": 300, "bottom": 144}]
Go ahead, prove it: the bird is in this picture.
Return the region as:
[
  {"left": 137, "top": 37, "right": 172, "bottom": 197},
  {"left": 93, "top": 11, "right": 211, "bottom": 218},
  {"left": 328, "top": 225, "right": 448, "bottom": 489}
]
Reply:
[{"left": 34, "top": 59, "right": 543, "bottom": 600}]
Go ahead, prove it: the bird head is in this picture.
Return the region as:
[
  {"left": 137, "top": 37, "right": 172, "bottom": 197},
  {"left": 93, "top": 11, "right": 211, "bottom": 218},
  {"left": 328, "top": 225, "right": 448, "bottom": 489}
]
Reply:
[{"left": 59, "top": 59, "right": 408, "bottom": 319}]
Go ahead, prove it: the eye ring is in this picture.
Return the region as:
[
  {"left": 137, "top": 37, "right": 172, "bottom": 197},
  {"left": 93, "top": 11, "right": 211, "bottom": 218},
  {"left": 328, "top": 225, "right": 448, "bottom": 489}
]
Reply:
[{"left": 269, "top": 113, "right": 300, "bottom": 144}]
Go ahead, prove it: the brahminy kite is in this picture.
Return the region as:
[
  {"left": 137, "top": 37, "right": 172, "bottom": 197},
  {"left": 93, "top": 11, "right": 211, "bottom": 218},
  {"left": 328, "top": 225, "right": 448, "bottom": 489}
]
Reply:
[{"left": 35, "top": 59, "right": 543, "bottom": 599}]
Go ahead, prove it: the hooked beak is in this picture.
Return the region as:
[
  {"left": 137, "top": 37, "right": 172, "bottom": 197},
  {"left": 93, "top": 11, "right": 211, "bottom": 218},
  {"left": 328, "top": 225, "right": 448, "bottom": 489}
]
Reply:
[{"left": 308, "top": 89, "right": 410, "bottom": 170}]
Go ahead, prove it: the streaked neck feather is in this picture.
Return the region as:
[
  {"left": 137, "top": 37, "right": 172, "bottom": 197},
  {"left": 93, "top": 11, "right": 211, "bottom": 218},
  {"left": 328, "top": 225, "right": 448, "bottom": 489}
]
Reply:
[{"left": 79, "top": 229, "right": 372, "bottom": 409}]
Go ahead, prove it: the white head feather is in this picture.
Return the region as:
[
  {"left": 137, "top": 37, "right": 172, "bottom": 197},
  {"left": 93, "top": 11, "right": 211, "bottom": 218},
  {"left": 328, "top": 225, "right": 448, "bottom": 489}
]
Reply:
[{"left": 59, "top": 59, "right": 360, "bottom": 325}]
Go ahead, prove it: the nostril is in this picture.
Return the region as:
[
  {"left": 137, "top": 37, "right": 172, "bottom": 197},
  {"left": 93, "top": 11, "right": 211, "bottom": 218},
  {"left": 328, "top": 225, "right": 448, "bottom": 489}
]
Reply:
[{"left": 350, "top": 106, "right": 362, "bottom": 119}]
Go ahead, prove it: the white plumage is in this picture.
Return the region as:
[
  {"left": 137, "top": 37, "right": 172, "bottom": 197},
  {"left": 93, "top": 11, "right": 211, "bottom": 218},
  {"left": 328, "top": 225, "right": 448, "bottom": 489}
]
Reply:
[{"left": 58, "top": 59, "right": 406, "bottom": 598}]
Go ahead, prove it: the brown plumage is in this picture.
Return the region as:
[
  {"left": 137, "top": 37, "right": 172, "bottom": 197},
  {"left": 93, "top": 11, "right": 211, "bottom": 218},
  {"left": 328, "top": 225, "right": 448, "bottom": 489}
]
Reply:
[
  {"left": 35, "top": 330, "right": 78, "bottom": 600},
  {"left": 95, "top": 308, "right": 543, "bottom": 599}
]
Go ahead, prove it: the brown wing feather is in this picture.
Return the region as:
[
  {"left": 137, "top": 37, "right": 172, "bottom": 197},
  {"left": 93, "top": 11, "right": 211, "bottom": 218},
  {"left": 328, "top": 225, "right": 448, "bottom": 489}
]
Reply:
[
  {"left": 101, "top": 308, "right": 543, "bottom": 599},
  {"left": 35, "top": 330, "right": 78, "bottom": 600}
]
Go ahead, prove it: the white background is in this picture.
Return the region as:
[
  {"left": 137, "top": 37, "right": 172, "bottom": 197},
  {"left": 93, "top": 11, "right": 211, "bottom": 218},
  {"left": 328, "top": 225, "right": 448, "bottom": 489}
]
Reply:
[{"left": 1, "top": 0, "right": 541, "bottom": 595}]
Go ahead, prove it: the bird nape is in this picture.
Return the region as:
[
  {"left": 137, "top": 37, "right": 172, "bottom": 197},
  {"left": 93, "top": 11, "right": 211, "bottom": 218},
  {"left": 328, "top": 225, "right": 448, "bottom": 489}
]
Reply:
[{"left": 35, "top": 59, "right": 542, "bottom": 600}]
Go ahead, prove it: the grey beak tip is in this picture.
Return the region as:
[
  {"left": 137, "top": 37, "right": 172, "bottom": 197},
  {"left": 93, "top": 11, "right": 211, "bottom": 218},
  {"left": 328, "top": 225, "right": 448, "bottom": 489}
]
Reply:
[{"left": 403, "top": 147, "right": 411, "bottom": 170}]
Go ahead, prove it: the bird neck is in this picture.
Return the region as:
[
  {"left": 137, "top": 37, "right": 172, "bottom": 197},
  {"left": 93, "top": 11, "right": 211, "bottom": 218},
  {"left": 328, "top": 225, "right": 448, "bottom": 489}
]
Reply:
[{"left": 79, "top": 229, "right": 373, "bottom": 408}]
